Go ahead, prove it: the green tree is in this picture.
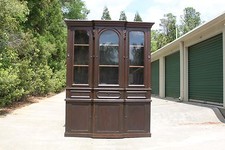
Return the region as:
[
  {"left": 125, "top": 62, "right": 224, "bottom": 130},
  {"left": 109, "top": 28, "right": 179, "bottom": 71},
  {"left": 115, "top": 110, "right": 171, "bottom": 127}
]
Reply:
[
  {"left": 61, "top": 0, "right": 89, "bottom": 19},
  {"left": 119, "top": 11, "right": 127, "bottom": 21},
  {"left": 151, "top": 30, "right": 158, "bottom": 52},
  {"left": 134, "top": 12, "right": 142, "bottom": 21},
  {"left": 160, "top": 13, "right": 177, "bottom": 42},
  {"left": 0, "top": 0, "right": 30, "bottom": 106},
  {"left": 0, "top": 0, "right": 28, "bottom": 49},
  {"left": 179, "top": 7, "right": 202, "bottom": 35},
  {"left": 154, "top": 13, "right": 177, "bottom": 50},
  {"left": 0, "top": 0, "right": 90, "bottom": 107},
  {"left": 101, "top": 6, "right": 111, "bottom": 20},
  {"left": 25, "top": 0, "right": 66, "bottom": 94}
]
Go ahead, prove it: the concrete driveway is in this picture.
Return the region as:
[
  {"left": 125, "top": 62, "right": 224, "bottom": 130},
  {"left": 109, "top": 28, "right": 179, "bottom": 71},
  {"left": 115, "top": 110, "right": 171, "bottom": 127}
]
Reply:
[{"left": 0, "top": 92, "right": 225, "bottom": 150}]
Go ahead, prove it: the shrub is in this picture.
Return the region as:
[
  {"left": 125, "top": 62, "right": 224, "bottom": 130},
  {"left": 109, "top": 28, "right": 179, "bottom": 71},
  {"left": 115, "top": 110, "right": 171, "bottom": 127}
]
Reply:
[{"left": 0, "top": 67, "right": 25, "bottom": 107}]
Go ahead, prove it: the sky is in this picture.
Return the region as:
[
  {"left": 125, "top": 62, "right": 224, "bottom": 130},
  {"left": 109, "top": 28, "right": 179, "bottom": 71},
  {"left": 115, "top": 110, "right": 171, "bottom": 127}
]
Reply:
[{"left": 82, "top": 0, "right": 225, "bottom": 29}]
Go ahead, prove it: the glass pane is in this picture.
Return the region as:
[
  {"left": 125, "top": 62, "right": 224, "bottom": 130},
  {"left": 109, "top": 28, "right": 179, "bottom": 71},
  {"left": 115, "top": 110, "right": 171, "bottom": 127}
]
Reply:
[
  {"left": 99, "top": 30, "right": 119, "bottom": 85},
  {"left": 100, "top": 46, "right": 118, "bottom": 65},
  {"left": 129, "top": 46, "right": 144, "bottom": 66},
  {"left": 129, "top": 31, "right": 144, "bottom": 66},
  {"left": 99, "top": 30, "right": 119, "bottom": 65},
  {"left": 74, "top": 30, "right": 89, "bottom": 44},
  {"left": 100, "top": 67, "right": 118, "bottom": 84},
  {"left": 129, "top": 31, "right": 144, "bottom": 45},
  {"left": 74, "top": 46, "right": 89, "bottom": 65},
  {"left": 74, "top": 67, "right": 88, "bottom": 84},
  {"left": 129, "top": 67, "right": 144, "bottom": 85}
]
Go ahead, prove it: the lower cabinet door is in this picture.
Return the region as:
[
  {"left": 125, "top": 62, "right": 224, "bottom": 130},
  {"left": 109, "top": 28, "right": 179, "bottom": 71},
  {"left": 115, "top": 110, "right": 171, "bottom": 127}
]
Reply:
[
  {"left": 124, "top": 102, "right": 150, "bottom": 136},
  {"left": 65, "top": 102, "right": 92, "bottom": 137},
  {"left": 93, "top": 103, "right": 123, "bottom": 137}
]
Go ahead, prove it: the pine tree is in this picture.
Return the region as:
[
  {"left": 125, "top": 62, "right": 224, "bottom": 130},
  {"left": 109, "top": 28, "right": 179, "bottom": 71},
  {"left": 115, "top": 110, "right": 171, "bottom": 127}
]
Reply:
[
  {"left": 134, "top": 12, "right": 142, "bottom": 21},
  {"left": 119, "top": 11, "right": 127, "bottom": 21},
  {"left": 101, "top": 6, "right": 111, "bottom": 20}
]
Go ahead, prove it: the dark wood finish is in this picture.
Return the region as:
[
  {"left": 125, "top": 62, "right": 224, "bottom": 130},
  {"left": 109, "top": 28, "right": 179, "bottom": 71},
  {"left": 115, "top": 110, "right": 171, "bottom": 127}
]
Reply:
[
  {"left": 94, "top": 103, "right": 123, "bottom": 133},
  {"left": 124, "top": 102, "right": 150, "bottom": 133},
  {"left": 65, "top": 101, "right": 92, "bottom": 137},
  {"left": 65, "top": 20, "right": 154, "bottom": 138}
]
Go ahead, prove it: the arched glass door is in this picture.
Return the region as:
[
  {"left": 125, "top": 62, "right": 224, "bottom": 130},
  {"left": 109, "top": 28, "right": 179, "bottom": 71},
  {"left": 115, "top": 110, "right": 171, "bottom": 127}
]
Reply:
[{"left": 99, "top": 30, "right": 119, "bottom": 85}]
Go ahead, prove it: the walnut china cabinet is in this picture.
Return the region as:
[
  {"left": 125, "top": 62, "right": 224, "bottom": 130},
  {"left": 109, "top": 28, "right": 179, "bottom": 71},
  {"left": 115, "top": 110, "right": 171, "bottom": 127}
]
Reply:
[{"left": 65, "top": 20, "right": 154, "bottom": 138}]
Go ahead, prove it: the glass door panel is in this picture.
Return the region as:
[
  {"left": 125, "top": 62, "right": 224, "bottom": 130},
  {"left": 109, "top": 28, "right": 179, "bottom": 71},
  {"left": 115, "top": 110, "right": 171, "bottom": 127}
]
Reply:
[
  {"left": 99, "top": 30, "right": 119, "bottom": 85},
  {"left": 74, "top": 67, "right": 88, "bottom": 84},
  {"left": 100, "top": 67, "right": 119, "bottom": 84},
  {"left": 100, "top": 46, "right": 119, "bottom": 65},
  {"left": 73, "top": 30, "right": 89, "bottom": 84},
  {"left": 74, "top": 30, "right": 89, "bottom": 44},
  {"left": 129, "top": 45, "right": 144, "bottom": 66},
  {"left": 129, "top": 67, "right": 144, "bottom": 85},
  {"left": 74, "top": 46, "right": 89, "bottom": 65},
  {"left": 129, "top": 31, "right": 144, "bottom": 85}
]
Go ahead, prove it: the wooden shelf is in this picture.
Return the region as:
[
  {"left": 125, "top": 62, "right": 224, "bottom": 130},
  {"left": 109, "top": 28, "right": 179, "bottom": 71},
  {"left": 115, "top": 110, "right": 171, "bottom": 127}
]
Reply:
[
  {"left": 129, "top": 66, "right": 144, "bottom": 68},
  {"left": 99, "top": 65, "right": 119, "bottom": 67},
  {"left": 73, "top": 65, "right": 89, "bottom": 67},
  {"left": 100, "top": 44, "right": 119, "bottom": 47},
  {"left": 130, "top": 45, "right": 144, "bottom": 48},
  {"left": 74, "top": 44, "right": 89, "bottom": 46}
]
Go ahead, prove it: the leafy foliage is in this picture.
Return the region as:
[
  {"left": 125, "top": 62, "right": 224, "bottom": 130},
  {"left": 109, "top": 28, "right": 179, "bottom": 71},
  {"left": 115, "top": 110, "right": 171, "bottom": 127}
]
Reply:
[
  {"left": 151, "top": 30, "right": 159, "bottom": 53},
  {"left": 179, "top": 7, "right": 202, "bottom": 35},
  {"left": 61, "top": 0, "right": 89, "bottom": 19},
  {"left": 0, "top": 0, "right": 87, "bottom": 107},
  {"left": 24, "top": 0, "right": 66, "bottom": 95},
  {"left": 152, "top": 7, "right": 203, "bottom": 52},
  {"left": 159, "top": 13, "right": 177, "bottom": 43}
]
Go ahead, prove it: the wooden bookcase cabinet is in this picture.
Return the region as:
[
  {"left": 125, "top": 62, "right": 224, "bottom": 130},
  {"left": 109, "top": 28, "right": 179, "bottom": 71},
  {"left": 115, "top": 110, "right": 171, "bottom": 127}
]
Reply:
[{"left": 65, "top": 20, "right": 154, "bottom": 138}]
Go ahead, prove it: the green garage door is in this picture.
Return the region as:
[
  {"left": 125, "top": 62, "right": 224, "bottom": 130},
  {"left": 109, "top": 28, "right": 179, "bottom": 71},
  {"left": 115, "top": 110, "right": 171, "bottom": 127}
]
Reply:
[
  {"left": 188, "top": 34, "right": 223, "bottom": 103},
  {"left": 165, "top": 51, "right": 180, "bottom": 98},
  {"left": 151, "top": 60, "right": 159, "bottom": 95}
]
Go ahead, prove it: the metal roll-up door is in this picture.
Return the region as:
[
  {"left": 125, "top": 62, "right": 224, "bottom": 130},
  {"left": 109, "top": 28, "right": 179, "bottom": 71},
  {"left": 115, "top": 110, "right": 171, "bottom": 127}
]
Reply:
[
  {"left": 165, "top": 51, "right": 180, "bottom": 98},
  {"left": 151, "top": 60, "right": 159, "bottom": 95},
  {"left": 188, "top": 34, "right": 223, "bottom": 104}
]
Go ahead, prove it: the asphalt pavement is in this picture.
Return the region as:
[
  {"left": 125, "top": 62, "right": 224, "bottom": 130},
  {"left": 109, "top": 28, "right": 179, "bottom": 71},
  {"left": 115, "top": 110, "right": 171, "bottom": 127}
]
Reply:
[{"left": 0, "top": 92, "right": 225, "bottom": 150}]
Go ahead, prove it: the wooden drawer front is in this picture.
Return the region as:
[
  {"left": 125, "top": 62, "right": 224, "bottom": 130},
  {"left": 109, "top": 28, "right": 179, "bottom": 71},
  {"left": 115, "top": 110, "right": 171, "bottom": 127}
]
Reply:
[
  {"left": 97, "top": 91, "right": 121, "bottom": 99},
  {"left": 127, "top": 91, "right": 147, "bottom": 99},
  {"left": 70, "top": 90, "right": 91, "bottom": 99}
]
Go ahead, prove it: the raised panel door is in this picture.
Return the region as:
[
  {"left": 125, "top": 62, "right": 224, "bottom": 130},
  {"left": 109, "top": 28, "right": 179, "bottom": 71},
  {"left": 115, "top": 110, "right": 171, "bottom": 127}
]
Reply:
[
  {"left": 94, "top": 103, "right": 123, "bottom": 135},
  {"left": 124, "top": 102, "right": 150, "bottom": 135},
  {"left": 65, "top": 102, "right": 92, "bottom": 137}
]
